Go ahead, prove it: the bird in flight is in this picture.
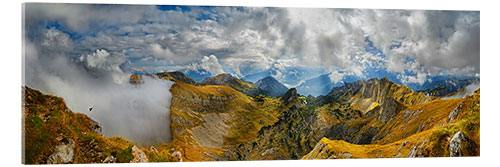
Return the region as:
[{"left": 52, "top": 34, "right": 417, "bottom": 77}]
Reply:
[{"left": 89, "top": 107, "right": 93, "bottom": 112}]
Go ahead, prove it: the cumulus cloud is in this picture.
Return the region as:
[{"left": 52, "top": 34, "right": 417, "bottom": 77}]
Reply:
[
  {"left": 149, "top": 43, "right": 174, "bottom": 60},
  {"left": 27, "top": 3, "right": 479, "bottom": 82},
  {"left": 328, "top": 71, "right": 347, "bottom": 83},
  {"left": 80, "top": 49, "right": 124, "bottom": 73},
  {"left": 399, "top": 72, "right": 428, "bottom": 85},
  {"left": 200, "top": 55, "right": 225, "bottom": 75},
  {"left": 24, "top": 3, "right": 480, "bottom": 109},
  {"left": 287, "top": 8, "right": 479, "bottom": 82}
]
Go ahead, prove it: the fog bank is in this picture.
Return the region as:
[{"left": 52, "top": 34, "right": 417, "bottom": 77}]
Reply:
[{"left": 24, "top": 28, "right": 174, "bottom": 145}]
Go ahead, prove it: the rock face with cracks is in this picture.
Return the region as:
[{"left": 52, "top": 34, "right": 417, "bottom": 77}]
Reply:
[
  {"left": 450, "top": 131, "right": 466, "bottom": 157},
  {"left": 47, "top": 138, "right": 75, "bottom": 164}
]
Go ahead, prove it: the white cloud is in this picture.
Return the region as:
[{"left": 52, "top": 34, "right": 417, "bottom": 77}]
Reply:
[
  {"left": 200, "top": 55, "right": 225, "bottom": 75},
  {"left": 149, "top": 43, "right": 174, "bottom": 59},
  {"left": 399, "top": 72, "right": 428, "bottom": 85},
  {"left": 80, "top": 49, "right": 123, "bottom": 73},
  {"left": 187, "top": 55, "right": 225, "bottom": 75},
  {"left": 328, "top": 71, "right": 347, "bottom": 83},
  {"left": 25, "top": 4, "right": 480, "bottom": 87}
]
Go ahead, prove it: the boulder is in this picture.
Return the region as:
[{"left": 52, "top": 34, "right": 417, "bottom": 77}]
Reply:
[
  {"left": 130, "top": 145, "right": 149, "bottom": 163},
  {"left": 173, "top": 151, "right": 182, "bottom": 162},
  {"left": 47, "top": 138, "right": 75, "bottom": 164},
  {"left": 149, "top": 146, "right": 158, "bottom": 153},
  {"left": 89, "top": 119, "right": 102, "bottom": 134},
  {"left": 450, "top": 131, "right": 466, "bottom": 157},
  {"left": 102, "top": 155, "right": 117, "bottom": 163}
]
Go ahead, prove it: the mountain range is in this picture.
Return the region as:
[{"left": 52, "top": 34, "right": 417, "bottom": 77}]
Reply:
[
  {"left": 23, "top": 71, "right": 480, "bottom": 164},
  {"left": 180, "top": 66, "right": 479, "bottom": 97}
]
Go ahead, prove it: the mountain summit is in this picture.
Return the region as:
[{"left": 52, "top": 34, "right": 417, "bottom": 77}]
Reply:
[
  {"left": 255, "top": 76, "right": 289, "bottom": 97},
  {"left": 200, "top": 73, "right": 265, "bottom": 97}
]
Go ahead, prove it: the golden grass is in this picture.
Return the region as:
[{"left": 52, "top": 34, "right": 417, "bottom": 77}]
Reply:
[{"left": 303, "top": 88, "right": 480, "bottom": 159}]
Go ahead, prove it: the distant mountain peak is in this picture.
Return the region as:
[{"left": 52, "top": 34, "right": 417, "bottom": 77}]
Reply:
[{"left": 255, "top": 76, "right": 288, "bottom": 97}]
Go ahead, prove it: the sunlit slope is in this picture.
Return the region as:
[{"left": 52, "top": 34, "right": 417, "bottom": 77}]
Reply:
[
  {"left": 155, "top": 71, "right": 198, "bottom": 85},
  {"left": 22, "top": 87, "right": 180, "bottom": 164},
  {"left": 199, "top": 73, "right": 265, "bottom": 97},
  {"left": 169, "top": 82, "right": 281, "bottom": 161},
  {"left": 303, "top": 89, "right": 479, "bottom": 159}
]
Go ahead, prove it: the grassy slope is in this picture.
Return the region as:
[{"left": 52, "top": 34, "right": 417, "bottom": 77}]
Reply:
[
  {"left": 199, "top": 74, "right": 263, "bottom": 97},
  {"left": 169, "top": 82, "right": 281, "bottom": 161},
  {"left": 155, "top": 71, "right": 198, "bottom": 85},
  {"left": 22, "top": 87, "right": 178, "bottom": 164},
  {"left": 302, "top": 89, "right": 480, "bottom": 159}
]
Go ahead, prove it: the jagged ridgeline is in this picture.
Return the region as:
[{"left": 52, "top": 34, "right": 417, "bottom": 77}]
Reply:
[{"left": 23, "top": 71, "right": 479, "bottom": 164}]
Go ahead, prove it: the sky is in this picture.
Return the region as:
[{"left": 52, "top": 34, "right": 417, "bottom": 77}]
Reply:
[{"left": 24, "top": 4, "right": 480, "bottom": 88}]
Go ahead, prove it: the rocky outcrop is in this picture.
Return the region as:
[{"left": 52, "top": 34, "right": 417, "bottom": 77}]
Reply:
[
  {"left": 450, "top": 131, "right": 466, "bottom": 157},
  {"left": 47, "top": 138, "right": 75, "bottom": 164},
  {"left": 302, "top": 142, "right": 327, "bottom": 160},
  {"left": 102, "top": 155, "right": 117, "bottom": 163},
  {"left": 448, "top": 103, "right": 463, "bottom": 123},
  {"left": 407, "top": 139, "right": 427, "bottom": 158},
  {"left": 281, "top": 88, "right": 299, "bottom": 105},
  {"left": 325, "top": 119, "right": 368, "bottom": 143},
  {"left": 401, "top": 110, "right": 423, "bottom": 123},
  {"left": 375, "top": 98, "right": 404, "bottom": 123},
  {"left": 130, "top": 145, "right": 148, "bottom": 163},
  {"left": 173, "top": 151, "right": 183, "bottom": 162},
  {"left": 89, "top": 119, "right": 102, "bottom": 134}
]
